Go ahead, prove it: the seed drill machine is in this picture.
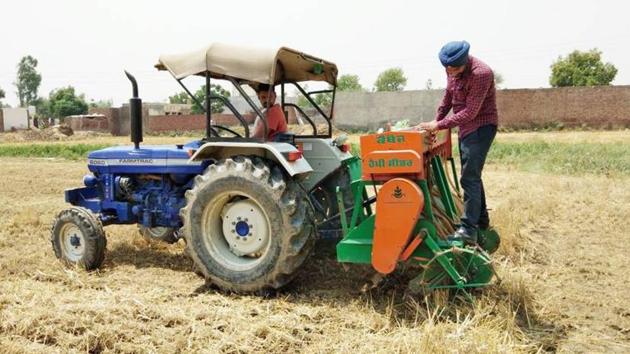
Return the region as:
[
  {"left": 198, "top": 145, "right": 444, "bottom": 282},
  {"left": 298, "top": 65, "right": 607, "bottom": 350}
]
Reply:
[
  {"left": 52, "top": 43, "right": 499, "bottom": 296},
  {"left": 335, "top": 130, "right": 500, "bottom": 295}
]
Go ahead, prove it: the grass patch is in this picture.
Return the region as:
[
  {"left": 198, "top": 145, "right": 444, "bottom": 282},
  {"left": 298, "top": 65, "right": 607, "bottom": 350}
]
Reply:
[
  {"left": 0, "top": 144, "right": 111, "bottom": 160},
  {"left": 2, "top": 139, "right": 629, "bottom": 176},
  {"left": 351, "top": 140, "right": 630, "bottom": 176},
  {"left": 488, "top": 141, "right": 630, "bottom": 175}
]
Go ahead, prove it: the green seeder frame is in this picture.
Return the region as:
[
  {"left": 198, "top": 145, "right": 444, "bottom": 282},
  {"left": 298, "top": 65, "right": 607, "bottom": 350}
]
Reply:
[{"left": 335, "top": 156, "right": 495, "bottom": 294}]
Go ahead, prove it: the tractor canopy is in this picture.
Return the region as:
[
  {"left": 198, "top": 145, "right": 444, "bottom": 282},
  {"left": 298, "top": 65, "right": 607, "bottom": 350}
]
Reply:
[{"left": 155, "top": 43, "right": 338, "bottom": 86}]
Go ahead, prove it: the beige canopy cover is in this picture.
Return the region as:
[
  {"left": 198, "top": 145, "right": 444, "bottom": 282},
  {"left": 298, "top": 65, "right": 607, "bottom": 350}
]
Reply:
[{"left": 155, "top": 43, "right": 338, "bottom": 85}]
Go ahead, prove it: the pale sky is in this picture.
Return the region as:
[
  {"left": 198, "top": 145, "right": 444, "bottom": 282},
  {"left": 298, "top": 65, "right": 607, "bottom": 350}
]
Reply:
[{"left": 1, "top": 0, "right": 628, "bottom": 107}]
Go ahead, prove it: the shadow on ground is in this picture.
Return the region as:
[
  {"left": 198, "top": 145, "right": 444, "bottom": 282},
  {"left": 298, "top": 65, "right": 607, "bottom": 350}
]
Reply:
[
  {"left": 106, "top": 242, "right": 193, "bottom": 273},
  {"left": 103, "top": 237, "right": 567, "bottom": 351}
]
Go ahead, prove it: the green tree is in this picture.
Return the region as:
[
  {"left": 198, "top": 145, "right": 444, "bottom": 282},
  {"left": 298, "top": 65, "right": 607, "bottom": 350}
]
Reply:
[
  {"left": 89, "top": 99, "right": 113, "bottom": 108},
  {"left": 337, "top": 74, "right": 364, "bottom": 92},
  {"left": 297, "top": 74, "right": 364, "bottom": 111},
  {"left": 14, "top": 55, "right": 42, "bottom": 107},
  {"left": 374, "top": 67, "right": 407, "bottom": 92},
  {"left": 494, "top": 72, "right": 504, "bottom": 89},
  {"left": 314, "top": 92, "right": 332, "bottom": 109},
  {"left": 0, "top": 87, "right": 5, "bottom": 106},
  {"left": 296, "top": 86, "right": 332, "bottom": 111},
  {"left": 550, "top": 49, "right": 617, "bottom": 87},
  {"left": 170, "top": 85, "right": 230, "bottom": 114},
  {"left": 168, "top": 92, "right": 191, "bottom": 104},
  {"left": 48, "top": 86, "right": 88, "bottom": 119},
  {"left": 33, "top": 97, "right": 51, "bottom": 118}
]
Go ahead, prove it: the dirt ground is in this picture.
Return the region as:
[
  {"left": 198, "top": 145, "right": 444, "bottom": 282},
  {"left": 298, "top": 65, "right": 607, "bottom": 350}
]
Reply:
[{"left": 0, "top": 131, "right": 629, "bottom": 353}]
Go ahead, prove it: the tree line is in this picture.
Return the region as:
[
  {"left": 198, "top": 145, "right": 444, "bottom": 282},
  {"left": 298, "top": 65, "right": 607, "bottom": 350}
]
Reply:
[
  {"left": 0, "top": 49, "right": 618, "bottom": 120},
  {"left": 0, "top": 56, "right": 110, "bottom": 123}
]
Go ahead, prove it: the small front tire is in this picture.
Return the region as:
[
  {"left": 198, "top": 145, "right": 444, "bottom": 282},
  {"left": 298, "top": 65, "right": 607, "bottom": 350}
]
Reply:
[{"left": 51, "top": 207, "right": 106, "bottom": 270}]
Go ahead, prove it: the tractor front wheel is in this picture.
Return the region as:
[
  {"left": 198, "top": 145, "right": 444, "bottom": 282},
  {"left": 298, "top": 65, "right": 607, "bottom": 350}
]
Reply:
[
  {"left": 51, "top": 207, "right": 107, "bottom": 270},
  {"left": 180, "top": 156, "right": 316, "bottom": 293}
]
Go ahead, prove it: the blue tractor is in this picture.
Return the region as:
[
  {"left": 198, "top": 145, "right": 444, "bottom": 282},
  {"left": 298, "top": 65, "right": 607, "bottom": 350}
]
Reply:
[{"left": 51, "top": 44, "right": 356, "bottom": 292}]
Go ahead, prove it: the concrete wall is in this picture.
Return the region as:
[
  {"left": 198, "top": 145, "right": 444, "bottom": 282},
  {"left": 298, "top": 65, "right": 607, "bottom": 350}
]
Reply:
[
  {"left": 64, "top": 86, "right": 630, "bottom": 134},
  {"left": 65, "top": 115, "right": 109, "bottom": 132},
  {"left": 145, "top": 114, "right": 253, "bottom": 133},
  {"left": 333, "top": 85, "right": 630, "bottom": 130},
  {"left": 116, "top": 105, "right": 150, "bottom": 136},
  {"left": 88, "top": 108, "right": 121, "bottom": 135},
  {"left": 496, "top": 86, "right": 630, "bottom": 129},
  {"left": 333, "top": 90, "right": 444, "bottom": 130},
  {"left": 1, "top": 108, "right": 29, "bottom": 131}
]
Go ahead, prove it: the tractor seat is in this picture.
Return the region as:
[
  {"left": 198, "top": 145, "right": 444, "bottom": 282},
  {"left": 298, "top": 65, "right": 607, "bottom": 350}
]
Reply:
[{"left": 274, "top": 132, "right": 296, "bottom": 144}]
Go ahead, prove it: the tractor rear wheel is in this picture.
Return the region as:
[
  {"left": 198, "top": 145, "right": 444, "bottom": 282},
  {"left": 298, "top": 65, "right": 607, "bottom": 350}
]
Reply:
[
  {"left": 51, "top": 207, "right": 106, "bottom": 270},
  {"left": 138, "top": 226, "right": 178, "bottom": 244},
  {"left": 180, "top": 156, "right": 316, "bottom": 293}
]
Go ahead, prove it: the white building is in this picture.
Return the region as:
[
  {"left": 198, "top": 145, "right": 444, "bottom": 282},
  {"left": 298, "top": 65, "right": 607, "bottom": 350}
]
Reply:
[{"left": 1, "top": 108, "right": 30, "bottom": 131}]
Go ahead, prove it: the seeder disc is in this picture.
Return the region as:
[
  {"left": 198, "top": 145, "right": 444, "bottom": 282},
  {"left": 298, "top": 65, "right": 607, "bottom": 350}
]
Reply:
[
  {"left": 408, "top": 247, "right": 495, "bottom": 297},
  {"left": 478, "top": 227, "right": 501, "bottom": 254}
]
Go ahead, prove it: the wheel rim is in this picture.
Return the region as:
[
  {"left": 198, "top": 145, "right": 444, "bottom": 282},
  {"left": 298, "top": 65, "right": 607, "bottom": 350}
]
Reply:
[
  {"left": 61, "top": 223, "right": 85, "bottom": 262},
  {"left": 145, "top": 226, "right": 169, "bottom": 238},
  {"left": 201, "top": 192, "right": 272, "bottom": 271}
]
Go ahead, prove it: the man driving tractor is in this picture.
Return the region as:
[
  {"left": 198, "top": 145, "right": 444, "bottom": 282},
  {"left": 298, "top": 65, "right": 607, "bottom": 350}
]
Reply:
[
  {"left": 417, "top": 40, "right": 498, "bottom": 246},
  {"left": 252, "top": 83, "right": 288, "bottom": 140}
]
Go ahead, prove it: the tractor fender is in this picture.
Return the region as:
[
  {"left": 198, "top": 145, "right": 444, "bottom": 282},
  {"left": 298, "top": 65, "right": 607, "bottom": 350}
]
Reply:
[
  {"left": 188, "top": 141, "right": 313, "bottom": 177},
  {"left": 294, "top": 137, "right": 354, "bottom": 191}
]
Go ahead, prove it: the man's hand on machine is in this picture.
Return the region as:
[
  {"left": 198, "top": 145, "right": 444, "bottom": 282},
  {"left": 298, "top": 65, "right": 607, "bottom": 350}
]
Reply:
[{"left": 416, "top": 120, "right": 439, "bottom": 132}]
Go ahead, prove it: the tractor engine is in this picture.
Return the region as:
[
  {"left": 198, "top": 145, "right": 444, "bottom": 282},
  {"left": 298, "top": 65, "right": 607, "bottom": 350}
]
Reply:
[
  {"left": 69, "top": 171, "right": 195, "bottom": 228},
  {"left": 113, "top": 175, "right": 190, "bottom": 228}
]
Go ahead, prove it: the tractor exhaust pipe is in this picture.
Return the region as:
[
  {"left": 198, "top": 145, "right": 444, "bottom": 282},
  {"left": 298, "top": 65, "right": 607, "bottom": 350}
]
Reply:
[{"left": 124, "top": 71, "right": 143, "bottom": 149}]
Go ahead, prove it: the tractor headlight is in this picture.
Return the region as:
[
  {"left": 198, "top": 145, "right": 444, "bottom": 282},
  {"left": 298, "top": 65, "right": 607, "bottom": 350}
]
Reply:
[{"left": 83, "top": 174, "right": 98, "bottom": 188}]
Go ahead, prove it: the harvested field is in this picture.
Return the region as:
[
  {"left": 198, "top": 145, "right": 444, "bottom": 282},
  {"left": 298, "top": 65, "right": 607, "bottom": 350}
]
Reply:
[{"left": 0, "top": 131, "right": 629, "bottom": 353}]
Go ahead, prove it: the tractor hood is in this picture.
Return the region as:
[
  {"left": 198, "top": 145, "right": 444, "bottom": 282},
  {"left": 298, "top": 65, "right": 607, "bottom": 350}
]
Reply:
[{"left": 87, "top": 142, "right": 205, "bottom": 174}]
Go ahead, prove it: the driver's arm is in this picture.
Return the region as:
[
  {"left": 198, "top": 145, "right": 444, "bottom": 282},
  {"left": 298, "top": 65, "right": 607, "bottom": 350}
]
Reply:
[{"left": 251, "top": 117, "right": 264, "bottom": 138}]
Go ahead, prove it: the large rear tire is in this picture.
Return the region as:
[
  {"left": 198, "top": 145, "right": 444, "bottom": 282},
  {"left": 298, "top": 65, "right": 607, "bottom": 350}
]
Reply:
[
  {"left": 51, "top": 207, "right": 106, "bottom": 270},
  {"left": 180, "top": 156, "right": 316, "bottom": 293}
]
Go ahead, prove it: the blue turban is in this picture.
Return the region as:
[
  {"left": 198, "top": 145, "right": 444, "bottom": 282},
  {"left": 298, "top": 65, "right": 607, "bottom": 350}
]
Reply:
[{"left": 439, "top": 41, "right": 470, "bottom": 67}]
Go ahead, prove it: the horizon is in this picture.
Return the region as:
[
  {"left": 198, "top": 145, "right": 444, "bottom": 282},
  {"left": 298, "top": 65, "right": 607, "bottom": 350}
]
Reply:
[{"left": 1, "top": 0, "right": 628, "bottom": 107}]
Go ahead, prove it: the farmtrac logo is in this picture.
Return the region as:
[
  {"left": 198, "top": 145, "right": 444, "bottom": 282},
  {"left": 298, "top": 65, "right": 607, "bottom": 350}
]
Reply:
[{"left": 118, "top": 158, "right": 154, "bottom": 164}]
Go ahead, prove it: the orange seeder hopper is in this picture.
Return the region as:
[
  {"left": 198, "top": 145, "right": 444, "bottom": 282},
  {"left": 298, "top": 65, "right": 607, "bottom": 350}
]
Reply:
[{"left": 360, "top": 129, "right": 453, "bottom": 181}]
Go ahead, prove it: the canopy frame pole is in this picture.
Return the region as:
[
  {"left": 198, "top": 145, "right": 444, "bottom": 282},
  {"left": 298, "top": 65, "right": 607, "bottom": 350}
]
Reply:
[
  {"left": 277, "top": 61, "right": 287, "bottom": 124},
  {"left": 205, "top": 72, "right": 212, "bottom": 139},
  {"left": 291, "top": 82, "right": 332, "bottom": 138},
  {"left": 174, "top": 77, "right": 218, "bottom": 138},
  {"left": 228, "top": 77, "right": 268, "bottom": 141},
  {"left": 330, "top": 75, "right": 337, "bottom": 123},
  {"left": 330, "top": 85, "right": 337, "bottom": 121},
  {"left": 281, "top": 82, "right": 285, "bottom": 121},
  {"left": 267, "top": 84, "right": 274, "bottom": 138}
]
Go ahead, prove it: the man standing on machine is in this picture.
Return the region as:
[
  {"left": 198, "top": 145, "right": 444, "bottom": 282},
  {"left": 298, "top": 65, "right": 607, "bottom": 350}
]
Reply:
[{"left": 417, "top": 40, "right": 498, "bottom": 245}]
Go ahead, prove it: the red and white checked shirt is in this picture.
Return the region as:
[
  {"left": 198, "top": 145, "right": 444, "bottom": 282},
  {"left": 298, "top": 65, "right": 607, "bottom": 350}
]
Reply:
[{"left": 436, "top": 56, "right": 498, "bottom": 138}]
